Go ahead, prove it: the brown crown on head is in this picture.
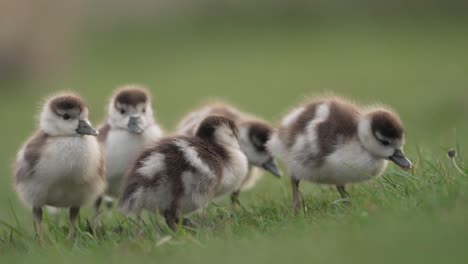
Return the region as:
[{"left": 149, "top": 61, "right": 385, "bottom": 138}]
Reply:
[
  {"left": 370, "top": 110, "right": 404, "bottom": 139},
  {"left": 196, "top": 115, "right": 239, "bottom": 140},
  {"left": 114, "top": 86, "right": 148, "bottom": 107},
  {"left": 49, "top": 94, "right": 86, "bottom": 117},
  {"left": 246, "top": 121, "right": 272, "bottom": 152}
]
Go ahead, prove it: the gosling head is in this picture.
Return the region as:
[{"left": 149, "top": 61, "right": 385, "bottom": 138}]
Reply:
[
  {"left": 107, "top": 85, "right": 155, "bottom": 134},
  {"left": 40, "top": 94, "right": 98, "bottom": 137},
  {"left": 238, "top": 121, "right": 281, "bottom": 177},
  {"left": 196, "top": 115, "right": 240, "bottom": 149},
  {"left": 358, "top": 109, "right": 412, "bottom": 170}
]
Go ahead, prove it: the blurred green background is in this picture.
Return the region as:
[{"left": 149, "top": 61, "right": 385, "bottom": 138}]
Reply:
[{"left": 0, "top": 0, "right": 467, "bottom": 263}]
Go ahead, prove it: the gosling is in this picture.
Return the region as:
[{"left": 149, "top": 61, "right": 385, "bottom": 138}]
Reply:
[
  {"left": 177, "top": 102, "right": 280, "bottom": 205},
  {"left": 267, "top": 96, "right": 412, "bottom": 213},
  {"left": 96, "top": 85, "right": 163, "bottom": 212},
  {"left": 120, "top": 116, "right": 248, "bottom": 230},
  {"left": 14, "top": 93, "right": 106, "bottom": 240}
]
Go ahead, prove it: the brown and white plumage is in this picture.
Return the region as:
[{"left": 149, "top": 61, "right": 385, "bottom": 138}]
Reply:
[
  {"left": 176, "top": 102, "right": 281, "bottom": 204},
  {"left": 120, "top": 116, "right": 248, "bottom": 230},
  {"left": 97, "top": 85, "right": 163, "bottom": 200},
  {"left": 267, "top": 96, "right": 412, "bottom": 212},
  {"left": 14, "top": 93, "right": 106, "bottom": 240}
]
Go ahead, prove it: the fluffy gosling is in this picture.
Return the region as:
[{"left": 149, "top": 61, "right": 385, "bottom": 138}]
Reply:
[
  {"left": 177, "top": 102, "right": 280, "bottom": 205},
  {"left": 96, "top": 85, "right": 163, "bottom": 212},
  {"left": 268, "top": 96, "right": 412, "bottom": 213},
  {"left": 120, "top": 116, "right": 248, "bottom": 230},
  {"left": 14, "top": 94, "right": 106, "bottom": 240}
]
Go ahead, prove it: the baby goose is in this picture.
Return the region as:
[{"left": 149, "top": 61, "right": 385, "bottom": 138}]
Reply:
[
  {"left": 14, "top": 94, "right": 106, "bottom": 240},
  {"left": 96, "top": 85, "right": 163, "bottom": 210},
  {"left": 267, "top": 96, "right": 412, "bottom": 213},
  {"left": 177, "top": 102, "right": 281, "bottom": 204},
  {"left": 120, "top": 116, "right": 248, "bottom": 230}
]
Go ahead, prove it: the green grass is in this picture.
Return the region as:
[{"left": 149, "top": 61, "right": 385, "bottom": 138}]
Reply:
[{"left": 0, "top": 18, "right": 467, "bottom": 263}]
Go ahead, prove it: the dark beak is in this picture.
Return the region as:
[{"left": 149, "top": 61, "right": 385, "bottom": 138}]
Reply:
[
  {"left": 389, "top": 149, "right": 412, "bottom": 170},
  {"left": 128, "top": 116, "right": 144, "bottom": 134},
  {"left": 262, "top": 159, "right": 282, "bottom": 178},
  {"left": 76, "top": 120, "right": 99, "bottom": 136}
]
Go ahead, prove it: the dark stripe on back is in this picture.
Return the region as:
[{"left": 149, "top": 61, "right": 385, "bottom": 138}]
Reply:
[
  {"left": 16, "top": 131, "right": 49, "bottom": 182},
  {"left": 120, "top": 134, "right": 229, "bottom": 206},
  {"left": 191, "top": 137, "right": 228, "bottom": 177},
  {"left": 281, "top": 102, "right": 320, "bottom": 148},
  {"left": 120, "top": 138, "right": 188, "bottom": 203},
  {"left": 313, "top": 100, "right": 360, "bottom": 165}
]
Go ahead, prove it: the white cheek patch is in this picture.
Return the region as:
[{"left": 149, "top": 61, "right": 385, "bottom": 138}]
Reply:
[
  {"left": 375, "top": 131, "right": 384, "bottom": 141},
  {"left": 136, "top": 103, "right": 146, "bottom": 112},
  {"left": 137, "top": 153, "right": 166, "bottom": 179},
  {"left": 374, "top": 132, "right": 398, "bottom": 154},
  {"left": 395, "top": 139, "right": 404, "bottom": 148},
  {"left": 141, "top": 105, "right": 156, "bottom": 128},
  {"left": 358, "top": 119, "right": 395, "bottom": 158},
  {"left": 375, "top": 131, "right": 393, "bottom": 143},
  {"left": 108, "top": 107, "right": 130, "bottom": 129},
  {"left": 40, "top": 109, "right": 58, "bottom": 134},
  {"left": 40, "top": 108, "right": 80, "bottom": 136},
  {"left": 64, "top": 119, "right": 79, "bottom": 134},
  {"left": 174, "top": 139, "right": 213, "bottom": 176}
]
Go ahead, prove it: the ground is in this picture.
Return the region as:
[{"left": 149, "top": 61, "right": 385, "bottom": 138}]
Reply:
[{"left": 0, "top": 17, "right": 467, "bottom": 263}]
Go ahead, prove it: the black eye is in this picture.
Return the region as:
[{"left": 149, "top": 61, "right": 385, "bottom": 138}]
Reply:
[
  {"left": 142, "top": 108, "right": 146, "bottom": 113},
  {"left": 63, "top": 114, "right": 71, "bottom": 120},
  {"left": 381, "top": 140, "right": 390, "bottom": 146},
  {"left": 120, "top": 109, "right": 126, "bottom": 115}
]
